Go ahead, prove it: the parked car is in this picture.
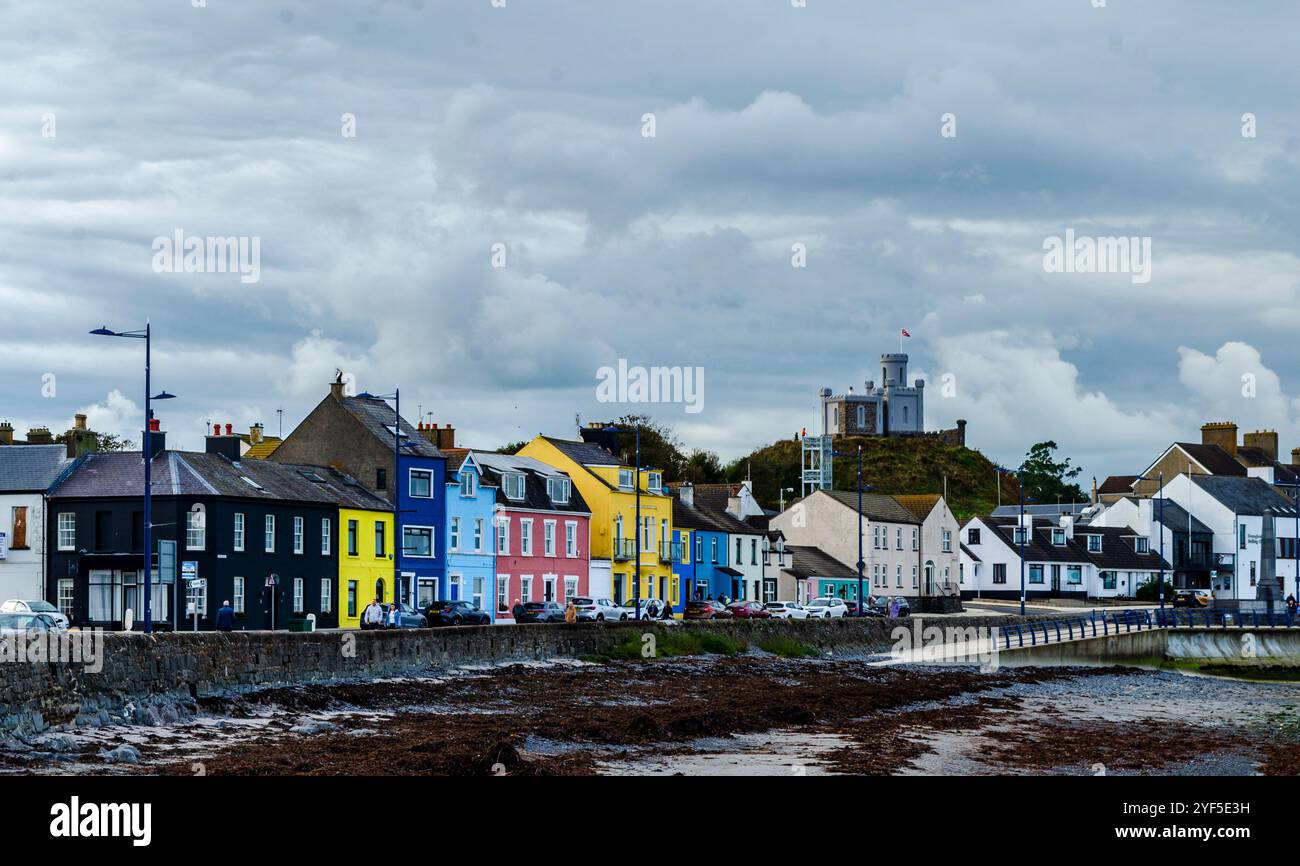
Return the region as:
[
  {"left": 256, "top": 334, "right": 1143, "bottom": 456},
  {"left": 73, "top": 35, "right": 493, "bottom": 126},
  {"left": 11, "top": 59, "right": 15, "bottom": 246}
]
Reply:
[
  {"left": 0, "top": 599, "right": 69, "bottom": 630},
  {"left": 424, "top": 600, "right": 491, "bottom": 626},
  {"left": 1173, "top": 589, "right": 1211, "bottom": 608},
  {"left": 381, "top": 602, "right": 428, "bottom": 628},
  {"left": 804, "top": 597, "right": 848, "bottom": 618},
  {"left": 620, "top": 597, "right": 666, "bottom": 620},
  {"left": 517, "top": 601, "right": 567, "bottom": 623},
  {"left": 866, "top": 595, "right": 912, "bottom": 617},
  {"left": 764, "top": 601, "right": 809, "bottom": 620},
  {"left": 0, "top": 612, "right": 58, "bottom": 635},
  {"left": 683, "top": 600, "right": 733, "bottom": 620},
  {"left": 571, "top": 597, "right": 626, "bottom": 622},
  {"left": 727, "top": 600, "right": 771, "bottom": 619},
  {"left": 843, "top": 600, "right": 862, "bottom": 617}
]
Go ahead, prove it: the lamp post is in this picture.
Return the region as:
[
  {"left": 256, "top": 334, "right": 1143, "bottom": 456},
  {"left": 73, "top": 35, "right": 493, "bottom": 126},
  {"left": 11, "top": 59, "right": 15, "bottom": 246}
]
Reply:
[
  {"left": 833, "top": 447, "right": 873, "bottom": 613},
  {"left": 605, "top": 423, "right": 643, "bottom": 617},
  {"left": 1135, "top": 472, "right": 1167, "bottom": 609},
  {"left": 359, "top": 388, "right": 403, "bottom": 606},
  {"left": 995, "top": 466, "right": 1028, "bottom": 616},
  {"left": 90, "top": 324, "right": 176, "bottom": 632}
]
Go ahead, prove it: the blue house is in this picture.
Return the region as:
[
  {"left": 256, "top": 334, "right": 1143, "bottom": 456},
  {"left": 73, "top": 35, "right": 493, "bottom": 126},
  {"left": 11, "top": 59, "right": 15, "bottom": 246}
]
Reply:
[
  {"left": 672, "top": 487, "right": 752, "bottom": 603},
  {"left": 272, "top": 378, "right": 448, "bottom": 608},
  {"left": 669, "top": 524, "right": 694, "bottom": 614},
  {"left": 443, "top": 453, "right": 498, "bottom": 619}
]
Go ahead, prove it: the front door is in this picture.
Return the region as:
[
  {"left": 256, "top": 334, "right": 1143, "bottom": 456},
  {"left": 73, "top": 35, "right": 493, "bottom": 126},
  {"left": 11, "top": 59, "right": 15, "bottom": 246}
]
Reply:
[{"left": 1051, "top": 565, "right": 1061, "bottom": 594}]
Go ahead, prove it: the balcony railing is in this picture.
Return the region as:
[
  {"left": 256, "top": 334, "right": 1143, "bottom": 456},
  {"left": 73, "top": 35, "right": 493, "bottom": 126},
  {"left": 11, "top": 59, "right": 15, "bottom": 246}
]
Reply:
[
  {"left": 661, "top": 541, "right": 680, "bottom": 563},
  {"left": 613, "top": 539, "right": 635, "bottom": 561}
]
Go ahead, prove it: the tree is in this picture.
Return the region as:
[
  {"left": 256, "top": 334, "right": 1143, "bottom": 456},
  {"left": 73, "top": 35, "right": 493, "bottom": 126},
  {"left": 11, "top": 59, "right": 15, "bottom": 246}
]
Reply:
[
  {"left": 1018, "top": 440, "right": 1086, "bottom": 504},
  {"left": 682, "top": 448, "right": 725, "bottom": 484}
]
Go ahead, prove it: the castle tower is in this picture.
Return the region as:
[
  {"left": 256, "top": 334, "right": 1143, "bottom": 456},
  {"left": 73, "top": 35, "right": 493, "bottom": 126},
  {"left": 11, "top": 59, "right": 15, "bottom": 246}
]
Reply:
[{"left": 881, "top": 353, "right": 908, "bottom": 387}]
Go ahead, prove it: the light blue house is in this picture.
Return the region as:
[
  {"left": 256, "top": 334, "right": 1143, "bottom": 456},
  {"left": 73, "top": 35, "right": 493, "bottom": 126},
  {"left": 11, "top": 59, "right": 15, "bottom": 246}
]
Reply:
[
  {"left": 444, "top": 453, "right": 498, "bottom": 620},
  {"left": 672, "top": 486, "right": 752, "bottom": 603}
]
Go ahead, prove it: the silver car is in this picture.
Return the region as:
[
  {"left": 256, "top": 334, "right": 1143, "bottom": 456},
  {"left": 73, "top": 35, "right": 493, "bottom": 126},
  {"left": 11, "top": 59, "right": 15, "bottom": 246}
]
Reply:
[
  {"left": 572, "top": 597, "right": 627, "bottom": 622},
  {"left": 0, "top": 612, "right": 59, "bottom": 636},
  {"left": 764, "top": 601, "right": 809, "bottom": 620},
  {"left": 0, "top": 599, "right": 69, "bottom": 630}
]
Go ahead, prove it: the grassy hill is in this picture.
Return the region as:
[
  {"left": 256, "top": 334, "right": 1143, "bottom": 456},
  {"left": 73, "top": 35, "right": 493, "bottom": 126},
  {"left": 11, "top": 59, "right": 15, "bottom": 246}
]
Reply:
[{"left": 727, "top": 435, "right": 1021, "bottom": 520}]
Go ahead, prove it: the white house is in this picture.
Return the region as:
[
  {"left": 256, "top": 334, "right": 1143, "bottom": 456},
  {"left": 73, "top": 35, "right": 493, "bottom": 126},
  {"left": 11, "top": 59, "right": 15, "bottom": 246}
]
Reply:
[{"left": 0, "top": 445, "right": 76, "bottom": 604}]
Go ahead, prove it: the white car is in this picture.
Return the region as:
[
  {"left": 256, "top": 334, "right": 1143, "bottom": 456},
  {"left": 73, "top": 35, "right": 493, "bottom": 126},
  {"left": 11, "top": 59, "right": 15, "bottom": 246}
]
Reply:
[
  {"left": 803, "top": 597, "right": 848, "bottom": 619},
  {"left": 764, "top": 601, "right": 809, "bottom": 620},
  {"left": 0, "top": 599, "right": 69, "bottom": 630},
  {"left": 572, "top": 597, "right": 627, "bottom": 622},
  {"left": 620, "top": 597, "right": 667, "bottom": 620}
]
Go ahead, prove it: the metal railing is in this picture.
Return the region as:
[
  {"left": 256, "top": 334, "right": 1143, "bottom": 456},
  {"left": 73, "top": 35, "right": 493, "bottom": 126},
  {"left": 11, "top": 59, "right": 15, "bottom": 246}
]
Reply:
[{"left": 996, "top": 607, "right": 1300, "bottom": 650}]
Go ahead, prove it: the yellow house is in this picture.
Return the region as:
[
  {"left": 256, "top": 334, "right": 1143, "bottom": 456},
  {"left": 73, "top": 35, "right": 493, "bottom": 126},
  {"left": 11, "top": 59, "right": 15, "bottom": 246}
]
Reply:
[
  {"left": 338, "top": 507, "right": 396, "bottom": 628},
  {"left": 519, "top": 435, "right": 678, "bottom": 608}
]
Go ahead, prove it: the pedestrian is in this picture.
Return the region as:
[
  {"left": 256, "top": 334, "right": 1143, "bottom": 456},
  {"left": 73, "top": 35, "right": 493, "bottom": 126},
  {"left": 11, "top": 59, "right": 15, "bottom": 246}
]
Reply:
[
  {"left": 511, "top": 598, "right": 525, "bottom": 621},
  {"left": 661, "top": 599, "right": 674, "bottom": 620},
  {"left": 215, "top": 599, "right": 235, "bottom": 632},
  {"left": 706, "top": 594, "right": 714, "bottom": 602},
  {"left": 888, "top": 597, "right": 899, "bottom": 619},
  {"left": 388, "top": 600, "right": 402, "bottom": 629},
  {"left": 564, "top": 600, "right": 577, "bottom": 624},
  {"left": 1288, "top": 594, "right": 1298, "bottom": 620},
  {"left": 362, "top": 597, "right": 384, "bottom": 630}
]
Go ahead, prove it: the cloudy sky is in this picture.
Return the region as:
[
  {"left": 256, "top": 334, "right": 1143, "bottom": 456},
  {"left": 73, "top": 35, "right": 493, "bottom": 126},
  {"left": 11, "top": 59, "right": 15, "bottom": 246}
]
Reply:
[{"left": 2, "top": 0, "right": 1298, "bottom": 482}]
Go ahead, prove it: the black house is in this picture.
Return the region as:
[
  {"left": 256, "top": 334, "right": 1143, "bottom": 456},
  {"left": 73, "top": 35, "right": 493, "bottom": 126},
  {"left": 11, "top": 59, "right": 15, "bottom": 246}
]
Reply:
[{"left": 45, "top": 424, "right": 390, "bottom": 631}]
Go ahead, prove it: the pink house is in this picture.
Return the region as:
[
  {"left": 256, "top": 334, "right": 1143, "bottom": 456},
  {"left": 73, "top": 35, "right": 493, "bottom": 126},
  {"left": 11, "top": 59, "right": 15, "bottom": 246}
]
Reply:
[{"left": 473, "top": 452, "right": 591, "bottom": 621}]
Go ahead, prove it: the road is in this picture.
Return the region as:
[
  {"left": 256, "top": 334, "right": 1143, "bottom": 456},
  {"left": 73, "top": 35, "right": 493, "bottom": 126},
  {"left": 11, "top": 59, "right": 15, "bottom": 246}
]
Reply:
[{"left": 962, "top": 600, "right": 1161, "bottom": 617}]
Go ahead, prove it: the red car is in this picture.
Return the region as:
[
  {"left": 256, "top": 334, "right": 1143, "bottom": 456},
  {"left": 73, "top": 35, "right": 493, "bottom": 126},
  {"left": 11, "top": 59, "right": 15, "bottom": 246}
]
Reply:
[
  {"left": 727, "top": 600, "right": 772, "bottom": 619},
  {"left": 684, "top": 600, "right": 734, "bottom": 620}
]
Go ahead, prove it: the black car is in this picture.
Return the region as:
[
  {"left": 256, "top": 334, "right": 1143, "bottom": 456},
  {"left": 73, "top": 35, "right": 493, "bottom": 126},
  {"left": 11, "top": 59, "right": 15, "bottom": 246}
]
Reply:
[
  {"left": 516, "top": 601, "right": 567, "bottom": 623},
  {"left": 866, "top": 595, "right": 911, "bottom": 617},
  {"left": 424, "top": 600, "right": 491, "bottom": 627}
]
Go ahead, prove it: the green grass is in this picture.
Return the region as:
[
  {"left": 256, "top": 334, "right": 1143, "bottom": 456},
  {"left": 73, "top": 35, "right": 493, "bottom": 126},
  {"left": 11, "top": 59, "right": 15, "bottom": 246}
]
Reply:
[
  {"left": 756, "top": 636, "right": 822, "bottom": 658},
  {"left": 597, "top": 629, "right": 747, "bottom": 660}
]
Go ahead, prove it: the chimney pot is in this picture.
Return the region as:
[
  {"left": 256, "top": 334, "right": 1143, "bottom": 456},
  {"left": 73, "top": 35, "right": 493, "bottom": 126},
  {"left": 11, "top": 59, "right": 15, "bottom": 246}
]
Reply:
[
  {"left": 225, "top": 423, "right": 233, "bottom": 436},
  {"left": 149, "top": 418, "right": 161, "bottom": 432}
]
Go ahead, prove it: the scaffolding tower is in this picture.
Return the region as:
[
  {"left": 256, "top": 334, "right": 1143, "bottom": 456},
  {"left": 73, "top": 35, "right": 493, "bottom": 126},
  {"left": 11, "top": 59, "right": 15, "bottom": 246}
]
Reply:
[{"left": 801, "top": 434, "right": 833, "bottom": 498}]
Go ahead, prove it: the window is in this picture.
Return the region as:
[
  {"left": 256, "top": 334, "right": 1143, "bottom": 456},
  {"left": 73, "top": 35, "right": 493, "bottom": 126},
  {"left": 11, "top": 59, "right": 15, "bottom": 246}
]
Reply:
[
  {"left": 233, "top": 576, "right": 245, "bottom": 613},
  {"left": 695, "top": 535, "right": 702, "bottom": 563},
  {"left": 374, "top": 521, "right": 386, "bottom": 556},
  {"left": 450, "top": 517, "right": 461, "bottom": 550},
  {"left": 968, "top": 527, "right": 981, "bottom": 545},
  {"left": 347, "top": 520, "right": 358, "bottom": 556},
  {"left": 647, "top": 472, "right": 662, "bottom": 493},
  {"left": 993, "top": 563, "right": 1007, "bottom": 584},
  {"left": 895, "top": 528, "right": 902, "bottom": 550},
  {"left": 711, "top": 538, "right": 718, "bottom": 563},
  {"left": 321, "top": 518, "right": 331, "bottom": 555},
  {"left": 751, "top": 538, "right": 758, "bottom": 565},
  {"left": 234, "top": 513, "right": 245, "bottom": 551},
  {"left": 1134, "top": 537, "right": 1149, "bottom": 554},
  {"left": 497, "top": 576, "right": 509, "bottom": 612},
  {"left": 1067, "top": 565, "right": 1082, "bottom": 585},
  {"left": 911, "top": 528, "right": 918, "bottom": 551},
  {"left": 321, "top": 578, "right": 332, "bottom": 613},
  {"left": 503, "top": 473, "right": 526, "bottom": 501},
  {"left": 1013, "top": 527, "right": 1027, "bottom": 545},
  {"left": 565, "top": 575, "right": 578, "bottom": 601},
  {"left": 614, "top": 514, "right": 624, "bottom": 541},
  {"left": 643, "top": 517, "right": 653, "bottom": 549},
  {"left": 472, "top": 576, "right": 485, "bottom": 610},
  {"left": 293, "top": 516, "right": 304, "bottom": 554},
  {"left": 460, "top": 472, "right": 476, "bottom": 497},
  {"left": 856, "top": 404, "right": 865, "bottom": 427},
  {"left": 474, "top": 518, "right": 485, "bottom": 553},
  {"left": 1029, "top": 564, "right": 1044, "bottom": 585},
  {"left": 544, "top": 520, "right": 556, "bottom": 556},
  {"left": 1102, "top": 571, "right": 1117, "bottom": 590},
  {"left": 618, "top": 469, "right": 634, "bottom": 490},
  {"left": 565, "top": 521, "right": 577, "bottom": 557},
  {"left": 376, "top": 467, "right": 387, "bottom": 491},
  {"left": 497, "top": 517, "right": 510, "bottom": 555},
  {"left": 186, "top": 509, "right": 205, "bottom": 551},
  {"left": 404, "top": 526, "right": 433, "bottom": 558},
  {"left": 418, "top": 577, "right": 438, "bottom": 608},
  {"left": 546, "top": 477, "right": 571, "bottom": 504},
  {"left": 58, "top": 579, "right": 75, "bottom": 620},
  {"left": 7, "top": 505, "right": 28, "bottom": 549},
  {"left": 520, "top": 520, "right": 533, "bottom": 556},
  {"left": 942, "top": 530, "right": 952, "bottom": 553},
  {"left": 872, "top": 563, "right": 879, "bottom": 587},
  {"left": 264, "top": 515, "right": 276, "bottom": 552},
  {"left": 293, "top": 578, "right": 304, "bottom": 613},
  {"left": 1087, "top": 534, "right": 1102, "bottom": 552},
  {"left": 1240, "top": 524, "right": 1247, "bottom": 550},
  {"left": 1051, "top": 528, "right": 1066, "bottom": 546},
  {"left": 900, "top": 565, "right": 906, "bottom": 588},
  {"left": 521, "top": 575, "right": 534, "bottom": 601},
  {"left": 347, "top": 581, "right": 358, "bottom": 618},
  {"left": 409, "top": 469, "right": 433, "bottom": 499}
]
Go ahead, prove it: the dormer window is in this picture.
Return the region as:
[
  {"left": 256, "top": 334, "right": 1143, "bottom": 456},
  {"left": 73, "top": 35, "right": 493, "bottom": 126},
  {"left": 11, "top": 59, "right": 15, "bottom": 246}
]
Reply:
[
  {"left": 1013, "top": 527, "right": 1028, "bottom": 545},
  {"left": 546, "top": 477, "right": 571, "bottom": 505},
  {"left": 647, "top": 472, "right": 662, "bottom": 493},
  {"left": 503, "top": 473, "right": 526, "bottom": 501},
  {"left": 1051, "top": 528, "right": 1066, "bottom": 546},
  {"left": 1135, "top": 537, "right": 1149, "bottom": 554},
  {"left": 618, "top": 469, "right": 634, "bottom": 490},
  {"left": 1087, "top": 534, "right": 1102, "bottom": 552},
  {"left": 460, "top": 471, "right": 476, "bottom": 497}
]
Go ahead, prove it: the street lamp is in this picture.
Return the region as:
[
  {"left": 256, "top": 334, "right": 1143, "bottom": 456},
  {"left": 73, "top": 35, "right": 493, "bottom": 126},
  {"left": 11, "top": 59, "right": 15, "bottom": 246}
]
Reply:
[
  {"left": 1135, "top": 471, "right": 1167, "bottom": 609},
  {"left": 604, "top": 423, "right": 644, "bottom": 618},
  {"left": 358, "top": 388, "right": 403, "bottom": 607},
  {"left": 833, "top": 446, "right": 873, "bottom": 613},
  {"left": 90, "top": 323, "right": 176, "bottom": 633},
  {"left": 995, "top": 466, "right": 1028, "bottom": 616}
]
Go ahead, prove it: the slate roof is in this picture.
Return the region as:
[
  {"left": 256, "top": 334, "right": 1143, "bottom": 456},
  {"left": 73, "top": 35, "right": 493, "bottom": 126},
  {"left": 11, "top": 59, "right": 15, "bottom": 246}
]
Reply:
[
  {"left": 672, "top": 496, "right": 756, "bottom": 535},
  {"left": 986, "top": 518, "right": 1169, "bottom": 571},
  {"left": 1191, "top": 475, "right": 1298, "bottom": 516},
  {"left": 1172, "top": 442, "right": 1247, "bottom": 477},
  {"left": 990, "top": 503, "right": 1090, "bottom": 519},
  {"left": 960, "top": 542, "right": 981, "bottom": 563},
  {"left": 893, "top": 494, "right": 942, "bottom": 521},
  {"left": 474, "top": 452, "right": 590, "bottom": 514},
  {"left": 341, "top": 395, "right": 441, "bottom": 458},
  {"left": 683, "top": 483, "right": 745, "bottom": 513},
  {"left": 542, "top": 437, "right": 621, "bottom": 468},
  {"left": 1149, "top": 498, "right": 1213, "bottom": 535},
  {"left": 1098, "top": 475, "right": 1139, "bottom": 496},
  {"left": 820, "top": 489, "right": 920, "bottom": 524},
  {"left": 0, "top": 444, "right": 73, "bottom": 492},
  {"left": 1235, "top": 446, "right": 1300, "bottom": 486},
  {"left": 783, "top": 545, "right": 859, "bottom": 580},
  {"left": 51, "top": 450, "right": 392, "bottom": 509}
]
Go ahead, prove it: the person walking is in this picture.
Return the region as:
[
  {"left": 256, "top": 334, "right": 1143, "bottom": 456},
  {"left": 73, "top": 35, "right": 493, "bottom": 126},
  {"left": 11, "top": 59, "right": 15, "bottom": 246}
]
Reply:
[
  {"left": 215, "top": 600, "right": 235, "bottom": 632},
  {"left": 1288, "top": 593, "right": 1298, "bottom": 620},
  {"left": 564, "top": 600, "right": 577, "bottom": 624},
  {"left": 362, "top": 597, "right": 384, "bottom": 630},
  {"left": 388, "top": 601, "right": 402, "bottom": 629},
  {"left": 511, "top": 599, "right": 525, "bottom": 621}
]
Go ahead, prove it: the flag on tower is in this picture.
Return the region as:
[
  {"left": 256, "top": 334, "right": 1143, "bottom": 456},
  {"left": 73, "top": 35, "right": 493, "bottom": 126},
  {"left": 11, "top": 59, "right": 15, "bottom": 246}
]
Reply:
[{"left": 901, "top": 328, "right": 911, "bottom": 337}]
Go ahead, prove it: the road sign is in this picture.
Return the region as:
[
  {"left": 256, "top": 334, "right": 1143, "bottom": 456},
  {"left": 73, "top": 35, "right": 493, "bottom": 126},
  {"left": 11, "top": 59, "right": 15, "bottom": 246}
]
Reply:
[
  {"left": 265, "top": 573, "right": 279, "bottom": 587},
  {"left": 159, "top": 540, "right": 177, "bottom": 584},
  {"left": 181, "top": 561, "right": 199, "bottom": 582}
]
